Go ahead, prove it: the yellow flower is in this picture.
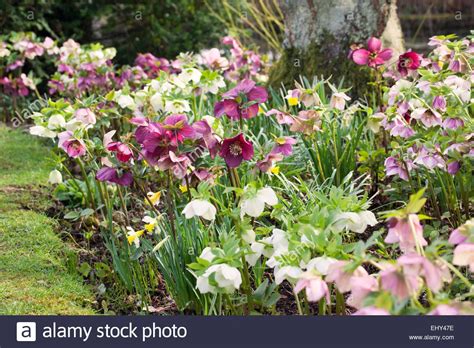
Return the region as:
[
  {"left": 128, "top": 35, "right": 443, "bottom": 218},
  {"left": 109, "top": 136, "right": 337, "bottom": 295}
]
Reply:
[
  {"left": 270, "top": 166, "right": 280, "bottom": 175},
  {"left": 179, "top": 184, "right": 188, "bottom": 193},
  {"left": 144, "top": 223, "right": 155, "bottom": 233},
  {"left": 126, "top": 227, "right": 144, "bottom": 247},
  {"left": 258, "top": 106, "right": 264, "bottom": 114},
  {"left": 288, "top": 97, "right": 298, "bottom": 106},
  {"left": 145, "top": 191, "right": 161, "bottom": 206}
]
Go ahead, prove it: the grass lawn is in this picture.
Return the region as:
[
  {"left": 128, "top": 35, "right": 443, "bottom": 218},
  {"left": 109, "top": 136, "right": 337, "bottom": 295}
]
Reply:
[{"left": 0, "top": 125, "right": 95, "bottom": 314}]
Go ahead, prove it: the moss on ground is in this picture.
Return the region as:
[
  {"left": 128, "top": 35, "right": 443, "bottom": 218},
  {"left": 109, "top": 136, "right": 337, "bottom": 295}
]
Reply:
[{"left": 0, "top": 125, "right": 94, "bottom": 314}]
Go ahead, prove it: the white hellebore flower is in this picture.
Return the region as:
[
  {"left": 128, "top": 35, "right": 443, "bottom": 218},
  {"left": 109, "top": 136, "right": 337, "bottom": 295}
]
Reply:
[
  {"left": 177, "top": 68, "right": 202, "bottom": 85},
  {"left": 196, "top": 264, "right": 242, "bottom": 294},
  {"left": 199, "top": 247, "right": 216, "bottom": 262},
  {"left": 333, "top": 210, "right": 378, "bottom": 234},
  {"left": 330, "top": 92, "right": 351, "bottom": 111},
  {"left": 305, "top": 256, "right": 338, "bottom": 275},
  {"left": 182, "top": 199, "right": 217, "bottom": 221},
  {"left": 117, "top": 94, "right": 136, "bottom": 109},
  {"left": 275, "top": 266, "right": 303, "bottom": 285},
  {"left": 47, "top": 114, "right": 66, "bottom": 130},
  {"left": 240, "top": 186, "right": 278, "bottom": 219},
  {"left": 164, "top": 99, "right": 191, "bottom": 114},
  {"left": 29, "top": 125, "right": 56, "bottom": 138},
  {"left": 48, "top": 169, "right": 63, "bottom": 184},
  {"left": 150, "top": 92, "right": 163, "bottom": 112}
]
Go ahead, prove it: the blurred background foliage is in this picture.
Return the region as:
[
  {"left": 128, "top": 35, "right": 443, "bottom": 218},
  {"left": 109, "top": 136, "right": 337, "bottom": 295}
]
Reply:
[{"left": 0, "top": 0, "right": 472, "bottom": 61}]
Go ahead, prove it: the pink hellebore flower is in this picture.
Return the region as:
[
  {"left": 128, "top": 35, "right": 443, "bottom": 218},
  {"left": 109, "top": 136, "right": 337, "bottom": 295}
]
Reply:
[
  {"left": 107, "top": 142, "right": 133, "bottom": 163},
  {"left": 411, "top": 108, "right": 442, "bottom": 128},
  {"left": 442, "top": 117, "right": 464, "bottom": 130},
  {"left": 353, "top": 307, "right": 390, "bottom": 315},
  {"left": 290, "top": 110, "right": 322, "bottom": 135},
  {"left": 347, "top": 274, "right": 378, "bottom": 309},
  {"left": 265, "top": 109, "right": 294, "bottom": 125},
  {"left": 96, "top": 167, "right": 133, "bottom": 186},
  {"left": 214, "top": 79, "right": 268, "bottom": 120},
  {"left": 384, "top": 156, "right": 413, "bottom": 182},
  {"left": 199, "top": 48, "right": 229, "bottom": 70},
  {"left": 256, "top": 152, "right": 284, "bottom": 173},
  {"left": 325, "top": 261, "right": 368, "bottom": 293},
  {"left": 432, "top": 96, "right": 446, "bottom": 112},
  {"left": 294, "top": 273, "right": 330, "bottom": 303},
  {"left": 74, "top": 108, "right": 96, "bottom": 125},
  {"left": 272, "top": 136, "right": 297, "bottom": 156},
  {"left": 384, "top": 214, "right": 427, "bottom": 253},
  {"left": 390, "top": 118, "right": 415, "bottom": 138},
  {"left": 428, "top": 304, "right": 459, "bottom": 315},
  {"left": 352, "top": 37, "right": 393, "bottom": 68},
  {"left": 397, "top": 51, "right": 422, "bottom": 76},
  {"left": 162, "top": 114, "right": 196, "bottom": 145},
  {"left": 447, "top": 161, "right": 461, "bottom": 175},
  {"left": 330, "top": 92, "right": 351, "bottom": 111},
  {"left": 58, "top": 131, "right": 86, "bottom": 158},
  {"left": 219, "top": 133, "right": 254, "bottom": 168},
  {"left": 157, "top": 151, "right": 191, "bottom": 179},
  {"left": 398, "top": 253, "right": 446, "bottom": 293},
  {"left": 453, "top": 243, "right": 474, "bottom": 272},
  {"left": 193, "top": 120, "right": 220, "bottom": 159},
  {"left": 380, "top": 263, "right": 421, "bottom": 301}
]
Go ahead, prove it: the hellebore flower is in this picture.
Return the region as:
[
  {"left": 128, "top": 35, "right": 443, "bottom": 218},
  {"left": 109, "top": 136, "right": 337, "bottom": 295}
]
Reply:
[
  {"left": 352, "top": 37, "right": 393, "bottom": 68},
  {"left": 326, "top": 261, "right": 368, "bottom": 293},
  {"left": 397, "top": 51, "right": 422, "bottom": 76},
  {"left": 305, "top": 256, "right": 338, "bottom": 276},
  {"left": 240, "top": 186, "right": 278, "bottom": 219},
  {"left": 353, "top": 307, "right": 390, "bottom": 315},
  {"left": 214, "top": 79, "right": 267, "bottom": 120},
  {"left": 330, "top": 92, "right": 351, "bottom": 111},
  {"left": 198, "top": 48, "right": 229, "bottom": 70},
  {"left": 449, "top": 219, "right": 472, "bottom": 245},
  {"left": 265, "top": 109, "right": 294, "bottom": 125},
  {"left": 74, "top": 108, "right": 96, "bottom": 125},
  {"left": 411, "top": 108, "right": 442, "bottom": 128},
  {"left": 196, "top": 264, "right": 242, "bottom": 294},
  {"left": 384, "top": 214, "right": 427, "bottom": 253},
  {"left": 219, "top": 133, "right": 254, "bottom": 168},
  {"left": 157, "top": 151, "right": 191, "bottom": 179},
  {"left": 432, "top": 95, "right": 447, "bottom": 112},
  {"left": 294, "top": 272, "right": 330, "bottom": 303},
  {"left": 333, "top": 211, "right": 378, "bottom": 234},
  {"left": 347, "top": 274, "right": 379, "bottom": 309},
  {"left": 256, "top": 152, "right": 283, "bottom": 173},
  {"left": 290, "top": 110, "right": 322, "bottom": 135},
  {"left": 107, "top": 142, "right": 133, "bottom": 162},
  {"left": 274, "top": 266, "right": 303, "bottom": 285},
  {"left": 48, "top": 169, "right": 63, "bottom": 184},
  {"left": 162, "top": 114, "right": 196, "bottom": 145},
  {"left": 272, "top": 136, "right": 297, "bottom": 156},
  {"left": 29, "top": 125, "right": 56, "bottom": 138},
  {"left": 193, "top": 119, "right": 220, "bottom": 158},
  {"left": 182, "top": 199, "right": 217, "bottom": 221},
  {"left": 398, "top": 253, "right": 447, "bottom": 293},
  {"left": 58, "top": 131, "right": 86, "bottom": 158},
  {"left": 380, "top": 263, "right": 422, "bottom": 301},
  {"left": 96, "top": 167, "right": 133, "bottom": 186},
  {"left": 384, "top": 156, "right": 414, "bottom": 182},
  {"left": 429, "top": 304, "right": 460, "bottom": 316},
  {"left": 442, "top": 117, "right": 464, "bottom": 130},
  {"left": 390, "top": 118, "right": 415, "bottom": 138},
  {"left": 453, "top": 243, "right": 474, "bottom": 272}
]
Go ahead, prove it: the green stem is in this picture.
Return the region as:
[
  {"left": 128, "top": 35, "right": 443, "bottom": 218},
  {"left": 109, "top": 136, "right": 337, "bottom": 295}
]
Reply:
[{"left": 77, "top": 159, "right": 96, "bottom": 211}]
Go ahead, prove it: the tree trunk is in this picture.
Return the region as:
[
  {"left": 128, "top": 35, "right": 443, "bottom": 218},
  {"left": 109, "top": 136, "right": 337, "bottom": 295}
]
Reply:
[{"left": 269, "top": 0, "right": 404, "bottom": 95}]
